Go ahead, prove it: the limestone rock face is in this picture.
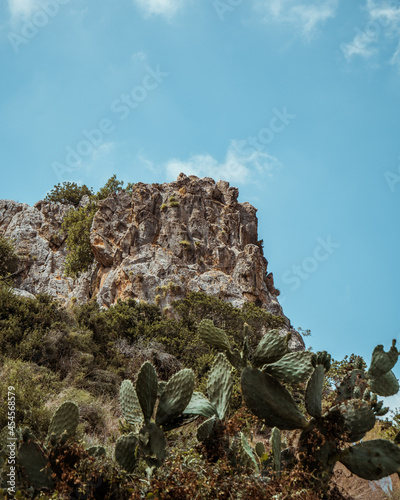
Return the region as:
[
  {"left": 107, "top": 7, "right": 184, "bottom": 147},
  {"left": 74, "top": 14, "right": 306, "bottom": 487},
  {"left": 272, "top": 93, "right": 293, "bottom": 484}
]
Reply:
[{"left": 0, "top": 175, "right": 286, "bottom": 320}]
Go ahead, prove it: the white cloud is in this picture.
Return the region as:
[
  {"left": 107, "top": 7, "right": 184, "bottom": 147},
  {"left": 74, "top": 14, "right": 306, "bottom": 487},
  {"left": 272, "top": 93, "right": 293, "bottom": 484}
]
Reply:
[
  {"left": 254, "top": 0, "right": 338, "bottom": 39},
  {"left": 133, "top": 0, "right": 185, "bottom": 19},
  {"left": 165, "top": 141, "right": 281, "bottom": 185},
  {"left": 342, "top": 0, "right": 400, "bottom": 66}
]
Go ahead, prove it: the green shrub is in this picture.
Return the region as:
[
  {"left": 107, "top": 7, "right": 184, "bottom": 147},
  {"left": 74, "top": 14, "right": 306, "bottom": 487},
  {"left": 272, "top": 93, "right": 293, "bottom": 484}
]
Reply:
[
  {"left": 0, "top": 236, "right": 20, "bottom": 279},
  {"left": 0, "top": 359, "right": 61, "bottom": 437},
  {"left": 95, "top": 174, "right": 125, "bottom": 201},
  {"left": 62, "top": 203, "right": 98, "bottom": 277},
  {"left": 0, "top": 284, "right": 67, "bottom": 361},
  {"left": 45, "top": 181, "right": 94, "bottom": 207}
]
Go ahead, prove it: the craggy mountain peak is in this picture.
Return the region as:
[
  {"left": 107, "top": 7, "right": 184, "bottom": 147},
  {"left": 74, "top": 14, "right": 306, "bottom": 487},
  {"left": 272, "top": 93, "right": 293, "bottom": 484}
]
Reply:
[{"left": 0, "top": 173, "right": 286, "bottom": 322}]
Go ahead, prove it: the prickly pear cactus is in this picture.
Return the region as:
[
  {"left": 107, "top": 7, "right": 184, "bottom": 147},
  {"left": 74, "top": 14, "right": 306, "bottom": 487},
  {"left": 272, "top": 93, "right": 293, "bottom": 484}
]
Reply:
[
  {"left": 182, "top": 353, "right": 234, "bottom": 447},
  {"left": 156, "top": 369, "right": 195, "bottom": 429},
  {"left": 252, "top": 330, "right": 291, "bottom": 367},
  {"left": 329, "top": 399, "right": 375, "bottom": 443},
  {"left": 241, "top": 367, "right": 308, "bottom": 430},
  {"left": 201, "top": 320, "right": 400, "bottom": 490},
  {"left": 18, "top": 440, "right": 54, "bottom": 490},
  {"left": 120, "top": 379, "right": 144, "bottom": 429},
  {"left": 115, "top": 433, "right": 138, "bottom": 473},
  {"left": 86, "top": 445, "right": 106, "bottom": 457},
  {"left": 262, "top": 351, "right": 316, "bottom": 385},
  {"left": 207, "top": 353, "right": 233, "bottom": 420},
  {"left": 369, "top": 369, "right": 399, "bottom": 397},
  {"left": 270, "top": 427, "right": 281, "bottom": 474},
  {"left": 305, "top": 351, "right": 330, "bottom": 418},
  {"left": 368, "top": 340, "right": 398, "bottom": 378},
  {"left": 198, "top": 319, "right": 231, "bottom": 352},
  {"left": 339, "top": 439, "right": 400, "bottom": 480},
  {"left": 255, "top": 441, "right": 266, "bottom": 458},
  {"left": 46, "top": 401, "right": 79, "bottom": 444},
  {"left": 135, "top": 362, "right": 158, "bottom": 425},
  {"left": 197, "top": 416, "right": 217, "bottom": 442},
  {"left": 233, "top": 432, "right": 259, "bottom": 473},
  {"left": 183, "top": 392, "right": 217, "bottom": 418},
  {"left": 139, "top": 423, "right": 167, "bottom": 468}
]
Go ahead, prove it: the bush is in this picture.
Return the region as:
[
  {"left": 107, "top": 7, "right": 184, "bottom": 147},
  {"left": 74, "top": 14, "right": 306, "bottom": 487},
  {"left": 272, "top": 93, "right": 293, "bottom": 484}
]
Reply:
[
  {"left": 62, "top": 203, "right": 98, "bottom": 277},
  {"left": 45, "top": 181, "right": 94, "bottom": 207},
  {"left": 0, "top": 236, "right": 19, "bottom": 279},
  {"left": 95, "top": 174, "right": 125, "bottom": 201},
  {"left": 0, "top": 359, "right": 61, "bottom": 437},
  {"left": 0, "top": 284, "right": 67, "bottom": 361}
]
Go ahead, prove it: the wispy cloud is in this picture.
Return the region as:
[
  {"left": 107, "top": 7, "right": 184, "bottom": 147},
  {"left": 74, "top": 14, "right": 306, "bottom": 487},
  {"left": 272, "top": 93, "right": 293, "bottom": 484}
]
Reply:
[
  {"left": 253, "top": 0, "right": 338, "bottom": 39},
  {"left": 133, "top": 0, "right": 185, "bottom": 19},
  {"left": 341, "top": 0, "right": 400, "bottom": 67},
  {"left": 165, "top": 141, "right": 281, "bottom": 185}
]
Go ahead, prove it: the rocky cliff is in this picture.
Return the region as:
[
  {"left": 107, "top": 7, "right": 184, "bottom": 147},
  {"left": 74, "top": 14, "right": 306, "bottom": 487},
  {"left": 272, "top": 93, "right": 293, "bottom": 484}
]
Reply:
[{"left": 0, "top": 173, "right": 284, "bottom": 318}]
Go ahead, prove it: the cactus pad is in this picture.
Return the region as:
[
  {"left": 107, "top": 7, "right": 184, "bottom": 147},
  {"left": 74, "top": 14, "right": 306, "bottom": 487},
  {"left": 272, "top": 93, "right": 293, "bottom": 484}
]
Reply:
[
  {"left": 255, "top": 441, "right": 266, "bottom": 458},
  {"left": 198, "top": 319, "right": 231, "bottom": 352},
  {"left": 336, "top": 369, "right": 368, "bottom": 403},
  {"left": 252, "top": 330, "right": 290, "bottom": 367},
  {"left": 369, "top": 370, "right": 399, "bottom": 397},
  {"left": 197, "top": 416, "right": 217, "bottom": 442},
  {"left": 305, "top": 364, "right": 325, "bottom": 418},
  {"left": 18, "top": 440, "right": 54, "bottom": 490},
  {"left": 156, "top": 369, "right": 195, "bottom": 429},
  {"left": 339, "top": 439, "right": 400, "bottom": 480},
  {"left": 368, "top": 340, "right": 398, "bottom": 378},
  {"left": 270, "top": 427, "right": 282, "bottom": 473},
  {"left": 330, "top": 400, "right": 375, "bottom": 442},
  {"left": 87, "top": 445, "right": 107, "bottom": 457},
  {"left": 115, "top": 433, "right": 138, "bottom": 473},
  {"left": 136, "top": 361, "right": 158, "bottom": 424},
  {"left": 241, "top": 367, "right": 308, "bottom": 430},
  {"left": 139, "top": 423, "right": 167, "bottom": 468},
  {"left": 47, "top": 401, "right": 79, "bottom": 442},
  {"left": 207, "top": 353, "right": 233, "bottom": 420},
  {"left": 120, "top": 379, "right": 144, "bottom": 428},
  {"left": 238, "top": 433, "right": 259, "bottom": 473},
  {"left": 262, "top": 351, "right": 316, "bottom": 385},
  {"left": 183, "top": 392, "right": 217, "bottom": 418}
]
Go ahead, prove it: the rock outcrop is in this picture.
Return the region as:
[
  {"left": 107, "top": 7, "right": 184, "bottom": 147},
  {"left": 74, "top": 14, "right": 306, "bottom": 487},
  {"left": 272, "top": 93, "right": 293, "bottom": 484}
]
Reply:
[{"left": 0, "top": 174, "right": 285, "bottom": 318}]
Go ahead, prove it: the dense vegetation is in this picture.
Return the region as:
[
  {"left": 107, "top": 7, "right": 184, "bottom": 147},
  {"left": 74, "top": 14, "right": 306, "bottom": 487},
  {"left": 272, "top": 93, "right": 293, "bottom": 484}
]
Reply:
[
  {"left": 1, "top": 277, "right": 399, "bottom": 499},
  {"left": 1, "top": 193, "right": 400, "bottom": 499}
]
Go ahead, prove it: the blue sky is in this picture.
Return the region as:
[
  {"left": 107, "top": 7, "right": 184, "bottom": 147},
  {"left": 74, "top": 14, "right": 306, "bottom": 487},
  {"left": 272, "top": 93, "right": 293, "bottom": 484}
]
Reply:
[{"left": 1, "top": 0, "right": 400, "bottom": 405}]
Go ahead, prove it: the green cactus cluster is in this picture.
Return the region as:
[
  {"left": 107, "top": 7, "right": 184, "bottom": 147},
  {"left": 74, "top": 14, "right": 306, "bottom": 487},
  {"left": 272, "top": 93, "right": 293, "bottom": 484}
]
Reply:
[
  {"left": 199, "top": 319, "right": 400, "bottom": 490},
  {"left": 116, "top": 361, "right": 195, "bottom": 472},
  {"left": 182, "top": 352, "right": 233, "bottom": 443},
  {"left": 4, "top": 319, "right": 400, "bottom": 497}
]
